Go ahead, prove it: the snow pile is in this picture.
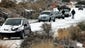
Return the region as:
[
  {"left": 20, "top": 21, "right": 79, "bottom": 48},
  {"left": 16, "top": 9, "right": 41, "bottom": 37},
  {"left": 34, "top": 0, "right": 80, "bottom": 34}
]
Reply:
[
  {"left": 30, "top": 22, "right": 44, "bottom": 32},
  {"left": 76, "top": 42, "right": 83, "bottom": 48}
]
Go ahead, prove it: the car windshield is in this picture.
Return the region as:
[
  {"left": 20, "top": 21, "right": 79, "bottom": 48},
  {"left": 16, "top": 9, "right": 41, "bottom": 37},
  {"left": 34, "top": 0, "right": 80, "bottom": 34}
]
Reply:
[
  {"left": 5, "top": 19, "right": 21, "bottom": 25},
  {"left": 41, "top": 12, "right": 51, "bottom": 15},
  {"left": 52, "top": 11, "right": 59, "bottom": 15},
  {"left": 64, "top": 9, "right": 70, "bottom": 12}
]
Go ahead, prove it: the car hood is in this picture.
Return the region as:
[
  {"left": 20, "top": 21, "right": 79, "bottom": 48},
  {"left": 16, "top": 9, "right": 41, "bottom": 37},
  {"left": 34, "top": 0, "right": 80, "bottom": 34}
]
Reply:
[{"left": 39, "top": 14, "right": 50, "bottom": 18}]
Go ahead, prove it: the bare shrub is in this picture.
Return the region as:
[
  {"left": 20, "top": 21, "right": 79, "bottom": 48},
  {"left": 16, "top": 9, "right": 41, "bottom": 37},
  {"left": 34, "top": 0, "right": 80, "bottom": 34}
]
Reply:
[
  {"left": 31, "top": 40, "right": 54, "bottom": 48},
  {"left": 53, "top": 26, "right": 82, "bottom": 47},
  {"left": 79, "top": 31, "right": 85, "bottom": 42},
  {"left": 56, "top": 45, "right": 64, "bottom": 48},
  {"left": 30, "top": 12, "right": 39, "bottom": 19},
  {"left": 67, "top": 26, "right": 81, "bottom": 40},
  {"left": 77, "top": 21, "right": 85, "bottom": 31},
  {"left": 1, "top": 1, "right": 16, "bottom": 8},
  {"left": 57, "top": 28, "right": 71, "bottom": 40},
  {"left": 20, "top": 32, "right": 44, "bottom": 48},
  {"left": 41, "top": 23, "right": 51, "bottom": 39},
  {"left": 0, "top": 44, "right": 9, "bottom": 48}
]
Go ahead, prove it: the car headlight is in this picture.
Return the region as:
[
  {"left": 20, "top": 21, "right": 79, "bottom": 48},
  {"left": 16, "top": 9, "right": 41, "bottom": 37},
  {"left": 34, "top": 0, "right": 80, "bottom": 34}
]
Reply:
[{"left": 11, "top": 28, "right": 18, "bottom": 31}]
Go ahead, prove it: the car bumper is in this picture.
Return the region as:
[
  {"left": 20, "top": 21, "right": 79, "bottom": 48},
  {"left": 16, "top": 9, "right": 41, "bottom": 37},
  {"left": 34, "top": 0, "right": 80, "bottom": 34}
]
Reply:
[
  {"left": 0, "top": 32, "right": 21, "bottom": 37},
  {"left": 56, "top": 16, "right": 64, "bottom": 18},
  {"left": 65, "top": 14, "right": 70, "bottom": 17}
]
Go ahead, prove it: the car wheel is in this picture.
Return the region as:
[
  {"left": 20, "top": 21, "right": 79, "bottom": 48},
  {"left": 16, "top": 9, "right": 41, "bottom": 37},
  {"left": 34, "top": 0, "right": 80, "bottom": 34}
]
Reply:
[
  {"left": 62, "top": 17, "right": 64, "bottom": 19},
  {"left": 38, "top": 20, "right": 40, "bottom": 22},
  {"left": 49, "top": 18, "right": 51, "bottom": 22},
  {"left": 49, "top": 20, "right": 50, "bottom": 22},
  {"left": 20, "top": 32, "right": 25, "bottom": 39},
  {"left": 58, "top": 17, "right": 61, "bottom": 19},
  {"left": 53, "top": 19, "right": 55, "bottom": 22}
]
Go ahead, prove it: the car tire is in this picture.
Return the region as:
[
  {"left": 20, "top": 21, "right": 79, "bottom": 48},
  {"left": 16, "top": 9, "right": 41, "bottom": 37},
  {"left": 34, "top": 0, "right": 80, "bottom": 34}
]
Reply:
[
  {"left": 53, "top": 19, "right": 55, "bottom": 22},
  {"left": 20, "top": 32, "right": 25, "bottom": 39},
  {"left": 49, "top": 18, "right": 51, "bottom": 22},
  {"left": 62, "top": 17, "right": 64, "bottom": 19},
  {"left": 38, "top": 20, "right": 40, "bottom": 22}
]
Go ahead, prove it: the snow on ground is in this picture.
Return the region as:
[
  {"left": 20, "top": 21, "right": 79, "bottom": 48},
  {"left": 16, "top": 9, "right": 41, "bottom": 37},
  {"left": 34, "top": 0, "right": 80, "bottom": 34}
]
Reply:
[
  {"left": 28, "top": 19, "right": 38, "bottom": 24},
  {"left": 30, "top": 22, "right": 44, "bottom": 32},
  {"left": 0, "top": 40, "right": 23, "bottom": 48},
  {"left": 0, "top": 8, "right": 85, "bottom": 48}
]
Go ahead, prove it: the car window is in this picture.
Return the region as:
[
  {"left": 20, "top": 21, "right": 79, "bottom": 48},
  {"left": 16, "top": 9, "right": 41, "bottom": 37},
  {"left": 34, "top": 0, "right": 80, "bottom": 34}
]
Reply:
[
  {"left": 5, "top": 19, "right": 21, "bottom": 25},
  {"left": 22, "top": 19, "right": 26, "bottom": 25}
]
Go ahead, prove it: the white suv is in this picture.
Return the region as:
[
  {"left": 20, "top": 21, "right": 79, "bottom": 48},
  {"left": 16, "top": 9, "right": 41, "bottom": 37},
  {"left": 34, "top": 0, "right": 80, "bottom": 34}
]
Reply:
[
  {"left": 0, "top": 18, "right": 31, "bottom": 39},
  {"left": 38, "top": 10, "right": 55, "bottom": 22}
]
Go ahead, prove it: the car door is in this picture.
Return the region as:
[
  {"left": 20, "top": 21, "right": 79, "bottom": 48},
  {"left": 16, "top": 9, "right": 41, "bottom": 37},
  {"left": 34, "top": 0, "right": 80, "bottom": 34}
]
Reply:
[
  {"left": 55, "top": 11, "right": 60, "bottom": 17},
  {"left": 23, "top": 19, "right": 30, "bottom": 35}
]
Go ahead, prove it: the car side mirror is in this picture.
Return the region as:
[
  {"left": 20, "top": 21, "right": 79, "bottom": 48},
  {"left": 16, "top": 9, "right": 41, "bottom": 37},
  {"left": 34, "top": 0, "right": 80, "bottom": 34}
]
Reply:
[{"left": 24, "top": 24, "right": 27, "bottom": 26}]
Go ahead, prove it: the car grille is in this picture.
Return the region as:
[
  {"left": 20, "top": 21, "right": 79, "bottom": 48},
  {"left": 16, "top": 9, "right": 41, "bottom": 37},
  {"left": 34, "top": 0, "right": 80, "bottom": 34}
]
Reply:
[
  {"left": 43, "top": 17, "right": 46, "bottom": 19},
  {"left": 41, "top": 17, "right": 47, "bottom": 19}
]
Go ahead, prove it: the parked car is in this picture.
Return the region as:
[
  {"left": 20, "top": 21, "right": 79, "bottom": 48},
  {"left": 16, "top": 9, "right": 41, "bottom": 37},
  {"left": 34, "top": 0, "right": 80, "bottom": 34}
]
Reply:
[
  {"left": 0, "top": 18, "right": 31, "bottom": 39},
  {"left": 52, "top": 11, "right": 65, "bottom": 19},
  {"left": 38, "top": 10, "right": 55, "bottom": 22},
  {"left": 58, "top": 5, "right": 71, "bottom": 11},
  {"left": 62, "top": 9, "right": 71, "bottom": 17},
  {"left": 78, "top": 7, "right": 83, "bottom": 10}
]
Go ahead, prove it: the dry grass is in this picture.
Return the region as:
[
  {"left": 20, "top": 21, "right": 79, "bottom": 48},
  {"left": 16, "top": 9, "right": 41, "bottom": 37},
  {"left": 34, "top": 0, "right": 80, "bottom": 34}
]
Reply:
[
  {"left": 56, "top": 45, "right": 64, "bottom": 48},
  {"left": 31, "top": 40, "right": 64, "bottom": 48},
  {"left": 57, "top": 28, "right": 71, "bottom": 40},
  {"left": 55, "top": 26, "right": 81, "bottom": 40},
  {"left": 31, "top": 40, "right": 54, "bottom": 48},
  {"left": 31, "top": 39, "right": 64, "bottom": 48},
  {"left": 0, "top": 42, "right": 14, "bottom": 48},
  {"left": 0, "top": 44, "right": 8, "bottom": 48}
]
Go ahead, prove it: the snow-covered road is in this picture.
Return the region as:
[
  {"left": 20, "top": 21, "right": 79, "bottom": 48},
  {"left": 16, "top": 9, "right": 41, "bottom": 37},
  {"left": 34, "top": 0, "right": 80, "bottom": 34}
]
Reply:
[{"left": 0, "top": 8, "right": 85, "bottom": 48}]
